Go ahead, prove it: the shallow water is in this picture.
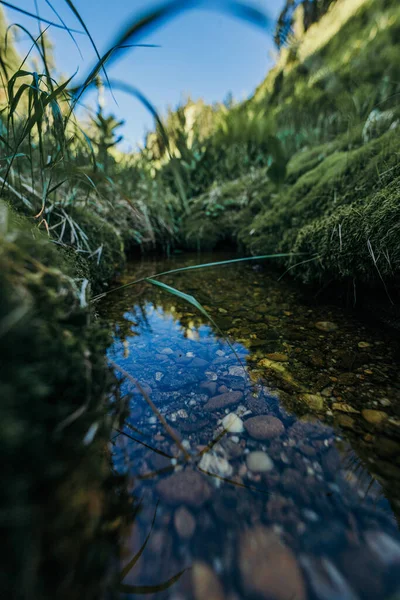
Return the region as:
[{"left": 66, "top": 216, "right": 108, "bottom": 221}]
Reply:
[{"left": 101, "top": 253, "right": 400, "bottom": 600}]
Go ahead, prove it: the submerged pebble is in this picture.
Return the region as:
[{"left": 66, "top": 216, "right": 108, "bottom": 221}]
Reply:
[
  {"left": 156, "top": 470, "right": 212, "bottom": 507},
  {"left": 362, "top": 409, "right": 388, "bottom": 425},
  {"left": 244, "top": 415, "right": 285, "bottom": 440},
  {"left": 174, "top": 506, "right": 196, "bottom": 540},
  {"left": 315, "top": 321, "right": 338, "bottom": 332},
  {"left": 239, "top": 526, "right": 306, "bottom": 600},
  {"left": 204, "top": 391, "right": 243, "bottom": 411},
  {"left": 198, "top": 450, "right": 233, "bottom": 478},
  {"left": 221, "top": 413, "right": 244, "bottom": 433},
  {"left": 246, "top": 451, "right": 274, "bottom": 472}
]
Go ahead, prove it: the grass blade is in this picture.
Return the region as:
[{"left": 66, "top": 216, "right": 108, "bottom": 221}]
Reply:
[
  {"left": 145, "top": 277, "right": 248, "bottom": 372},
  {"left": 146, "top": 277, "right": 213, "bottom": 322},
  {"left": 119, "top": 501, "right": 159, "bottom": 582},
  {"left": 91, "top": 254, "right": 300, "bottom": 302},
  {"left": 0, "top": 1, "right": 84, "bottom": 32}
]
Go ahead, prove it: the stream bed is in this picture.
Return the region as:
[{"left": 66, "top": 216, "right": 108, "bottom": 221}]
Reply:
[{"left": 101, "top": 253, "right": 400, "bottom": 600}]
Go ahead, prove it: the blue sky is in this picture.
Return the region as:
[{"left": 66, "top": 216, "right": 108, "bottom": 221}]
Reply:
[{"left": 4, "top": 0, "right": 284, "bottom": 149}]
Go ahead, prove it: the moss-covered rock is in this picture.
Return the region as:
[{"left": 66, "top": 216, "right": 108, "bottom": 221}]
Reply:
[{"left": 0, "top": 201, "right": 127, "bottom": 600}]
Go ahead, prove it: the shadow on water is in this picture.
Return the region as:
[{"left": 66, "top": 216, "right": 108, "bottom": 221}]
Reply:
[{"left": 100, "top": 253, "right": 400, "bottom": 600}]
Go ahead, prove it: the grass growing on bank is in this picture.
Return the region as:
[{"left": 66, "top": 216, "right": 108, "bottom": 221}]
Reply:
[
  {"left": 1, "top": 0, "right": 400, "bottom": 596},
  {"left": 0, "top": 2, "right": 275, "bottom": 598}
]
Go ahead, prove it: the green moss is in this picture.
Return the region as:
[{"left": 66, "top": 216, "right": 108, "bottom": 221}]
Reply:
[
  {"left": 291, "top": 176, "right": 400, "bottom": 284},
  {"left": 181, "top": 171, "right": 271, "bottom": 250},
  {"left": 0, "top": 201, "right": 127, "bottom": 599},
  {"left": 253, "top": 0, "right": 400, "bottom": 152},
  {"left": 285, "top": 124, "right": 364, "bottom": 183},
  {"left": 68, "top": 207, "right": 125, "bottom": 292},
  {"left": 240, "top": 128, "right": 400, "bottom": 261}
]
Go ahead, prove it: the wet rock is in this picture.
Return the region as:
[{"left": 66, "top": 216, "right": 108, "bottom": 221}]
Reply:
[
  {"left": 221, "top": 413, "right": 244, "bottom": 433},
  {"left": 149, "top": 453, "right": 174, "bottom": 472},
  {"left": 315, "top": 321, "right": 338, "bottom": 332},
  {"left": 332, "top": 403, "right": 360, "bottom": 414},
  {"left": 198, "top": 448, "right": 233, "bottom": 478},
  {"left": 300, "top": 556, "right": 359, "bottom": 600},
  {"left": 289, "top": 420, "right": 327, "bottom": 440},
  {"left": 311, "top": 355, "right": 325, "bottom": 368},
  {"left": 299, "top": 393, "right": 324, "bottom": 411},
  {"left": 335, "top": 350, "right": 356, "bottom": 370},
  {"left": 156, "top": 470, "right": 212, "bottom": 507},
  {"left": 220, "top": 438, "right": 244, "bottom": 460},
  {"left": 168, "top": 409, "right": 189, "bottom": 421},
  {"left": 258, "top": 358, "right": 301, "bottom": 391},
  {"left": 173, "top": 506, "right": 196, "bottom": 540},
  {"left": 146, "top": 528, "right": 171, "bottom": 557},
  {"left": 190, "top": 357, "right": 209, "bottom": 368},
  {"left": 362, "top": 409, "right": 388, "bottom": 425},
  {"left": 205, "top": 371, "right": 218, "bottom": 381},
  {"left": 246, "top": 395, "right": 272, "bottom": 415},
  {"left": 192, "top": 561, "right": 225, "bottom": 600},
  {"left": 266, "top": 494, "right": 297, "bottom": 523},
  {"left": 265, "top": 353, "right": 289, "bottom": 362},
  {"left": 213, "top": 356, "right": 229, "bottom": 365},
  {"left": 175, "top": 355, "right": 193, "bottom": 365},
  {"left": 246, "top": 451, "right": 274, "bottom": 472},
  {"left": 228, "top": 366, "right": 246, "bottom": 378},
  {"left": 337, "top": 414, "right": 356, "bottom": 429},
  {"left": 281, "top": 468, "right": 304, "bottom": 494},
  {"left": 200, "top": 381, "right": 217, "bottom": 396},
  {"left": 177, "top": 417, "right": 210, "bottom": 433},
  {"left": 337, "top": 373, "right": 359, "bottom": 386},
  {"left": 297, "top": 440, "right": 317, "bottom": 457},
  {"left": 204, "top": 391, "right": 243, "bottom": 411},
  {"left": 239, "top": 526, "right": 306, "bottom": 600},
  {"left": 244, "top": 415, "right": 285, "bottom": 440},
  {"left": 358, "top": 341, "right": 372, "bottom": 349},
  {"left": 229, "top": 380, "right": 246, "bottom": 391},
  {"left": 159, "top": 370, "right": 203, "bottom": 391}
]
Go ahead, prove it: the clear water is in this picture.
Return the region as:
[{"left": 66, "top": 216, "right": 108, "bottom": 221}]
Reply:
[{"left": 101, "top": 253, "right": 400, "bottom": 600}]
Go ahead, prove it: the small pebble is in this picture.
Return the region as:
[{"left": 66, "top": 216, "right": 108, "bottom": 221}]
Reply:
[
  {"left": 246, "top": 451, "right": 274, "bottom": 472},
  {"left": 358, "top": 341, "right": 371, "bottom": 349},
  {"left": 315, "top": 321, "right": 338, "bottom": 332},
  {"left": 222, "top": 413, "right": 244, "bottom": 433}
]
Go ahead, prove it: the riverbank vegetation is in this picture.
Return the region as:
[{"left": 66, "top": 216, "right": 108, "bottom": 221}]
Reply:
[{"left": 1, "top": 0, "right": 399, "bottom": 596}]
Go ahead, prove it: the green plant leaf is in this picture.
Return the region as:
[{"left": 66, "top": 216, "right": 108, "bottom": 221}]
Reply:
[
  {"left": 92, "top": 253, "right": 300, "bottom": 302},
  {"left": 144, "top": 278, "right": 248, "bottom": 370},
  {"left": 0, "top": 1, "right": 84, "bottom": 32}
]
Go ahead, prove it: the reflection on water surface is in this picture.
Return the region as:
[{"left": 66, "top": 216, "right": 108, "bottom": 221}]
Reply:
[{"left": 101, "top": 254, "right": 400, "bottom": 600}]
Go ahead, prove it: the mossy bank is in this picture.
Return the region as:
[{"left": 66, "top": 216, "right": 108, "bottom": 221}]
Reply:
[
  {"left": 0, "top": 200, "right": 129, "bottom": 600},
  {"left": 179, "top": 0, "right": 400, "bottom": 310}
]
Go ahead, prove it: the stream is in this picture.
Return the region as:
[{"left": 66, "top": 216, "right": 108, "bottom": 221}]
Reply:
[{"left": 101, "top": 253, "right": 400, "bottom": 600}]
